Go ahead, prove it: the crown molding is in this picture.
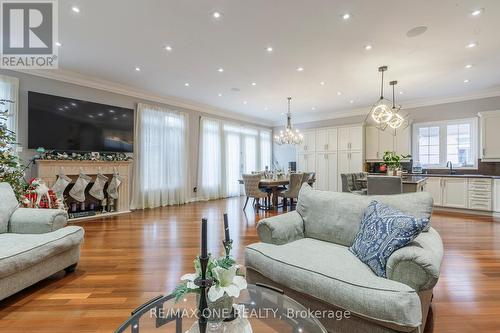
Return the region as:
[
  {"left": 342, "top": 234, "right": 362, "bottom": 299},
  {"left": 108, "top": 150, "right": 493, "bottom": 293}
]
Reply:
[
  {"left": 273, "top": 87, "right": 500, "bottom": 126},
  {"left": 13, "top": 68, "right": 270, "bottom": 127}
]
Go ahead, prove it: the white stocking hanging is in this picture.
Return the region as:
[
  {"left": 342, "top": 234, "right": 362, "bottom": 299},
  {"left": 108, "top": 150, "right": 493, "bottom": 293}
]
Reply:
[
  {"left": 89, "top": 173, "right": 109, "bottom": 201},
  {"left": 52, "top": 171, "right": 72, "bottom": 199},
  {"left": 69, "top": 172, "right": 92, "bottom": 202},
  {"left": 107, "top": 173, "right": 123, "bottom": 200}
]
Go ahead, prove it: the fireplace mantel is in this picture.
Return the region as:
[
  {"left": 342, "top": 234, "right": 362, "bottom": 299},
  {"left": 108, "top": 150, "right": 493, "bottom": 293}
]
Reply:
[{"left": 34, "top": 160, "right": 132, "bottom": 220}]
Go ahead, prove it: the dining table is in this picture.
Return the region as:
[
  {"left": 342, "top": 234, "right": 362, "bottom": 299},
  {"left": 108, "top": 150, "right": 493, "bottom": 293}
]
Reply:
[{"left": 238, "top": 177, "right": 315, "bottom": 209}]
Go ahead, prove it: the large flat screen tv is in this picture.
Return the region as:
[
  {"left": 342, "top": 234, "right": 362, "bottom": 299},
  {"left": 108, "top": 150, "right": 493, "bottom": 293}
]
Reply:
[{"left": 28, "top": 91, "right": 134, "bottom": 152}]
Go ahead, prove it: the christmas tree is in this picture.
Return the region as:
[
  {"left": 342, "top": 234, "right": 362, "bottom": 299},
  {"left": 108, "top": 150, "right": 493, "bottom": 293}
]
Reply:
[{"left": 0, "top": 98, "right": 26, "bottom": 199}]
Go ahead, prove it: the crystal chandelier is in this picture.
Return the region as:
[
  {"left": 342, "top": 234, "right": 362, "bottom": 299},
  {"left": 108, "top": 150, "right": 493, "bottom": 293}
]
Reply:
[
  {"left": 274, "top": 97, "right": 304, "bottom": 145},
  {"left": 365, "top": 66, "right": 394, "bottom": 130}
]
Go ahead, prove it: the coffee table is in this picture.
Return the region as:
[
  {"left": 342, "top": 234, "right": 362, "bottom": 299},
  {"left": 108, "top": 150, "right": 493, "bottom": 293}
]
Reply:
[{"left": 115, "top": 283, "right": 327, "bottom": 333}]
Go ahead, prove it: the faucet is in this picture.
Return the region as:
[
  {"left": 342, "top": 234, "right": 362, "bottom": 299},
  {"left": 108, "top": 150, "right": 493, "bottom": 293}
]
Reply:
[{"left": 446, "top": 161, "right": 456, "bottom": 175}]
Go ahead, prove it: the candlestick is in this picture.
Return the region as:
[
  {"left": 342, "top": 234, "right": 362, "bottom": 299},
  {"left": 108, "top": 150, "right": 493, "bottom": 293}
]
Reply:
[
  {"left": 201, "top": 218, "right": 207, "bottom": 258},
  {"left": 223, "top": 213, "right": 230, "bottom": 242}
]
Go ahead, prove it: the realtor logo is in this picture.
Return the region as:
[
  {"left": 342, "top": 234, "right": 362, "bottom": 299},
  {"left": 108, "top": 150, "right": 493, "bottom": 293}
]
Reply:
[{"left": 1, "top": 0, "right": 58, "bottom": 69}]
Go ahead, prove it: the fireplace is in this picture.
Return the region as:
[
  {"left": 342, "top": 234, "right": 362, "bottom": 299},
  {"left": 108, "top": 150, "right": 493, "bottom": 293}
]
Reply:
[{"left": 34, "top": 160, "right": 132, "bottom": 221}]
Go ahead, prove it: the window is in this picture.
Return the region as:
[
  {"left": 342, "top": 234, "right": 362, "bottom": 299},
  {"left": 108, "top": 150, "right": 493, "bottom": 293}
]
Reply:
[
  {"left": 0, "top": 75, "right": 19, "bottom": 133},
  {"left": 413, "top": 118, "right": 477, "bottom": 168},
  {"left": 131, "top": 103, "right": 187, "bottom": 209},
  {"left": 198, "top": 117, "right": 272, "bottom": 199}
]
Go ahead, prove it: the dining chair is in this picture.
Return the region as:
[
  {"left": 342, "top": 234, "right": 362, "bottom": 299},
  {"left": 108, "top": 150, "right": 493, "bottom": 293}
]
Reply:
[
  {"left": 367, "top": 175, "right": 403, "bottom": 195},
  {"left": 303, "top": 172, "right": 315, "bottom": 186},
  {"left": 341, "top": 173, "right": 368, "bottom": 195},
  {"left": 277, "top": 173, "right": 304, "bottom": 210},
  {"left": 242, "top": 174, "right": 269, "bottom": 210}
]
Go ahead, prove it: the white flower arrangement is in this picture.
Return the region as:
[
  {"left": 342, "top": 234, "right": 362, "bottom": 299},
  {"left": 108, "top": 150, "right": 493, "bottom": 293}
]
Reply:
[{"left": 174, "top": 256, "right": 247, "bottom": 302}]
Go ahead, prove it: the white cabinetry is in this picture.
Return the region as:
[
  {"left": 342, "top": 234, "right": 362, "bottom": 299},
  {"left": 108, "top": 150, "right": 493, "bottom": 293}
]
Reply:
[
  {"left": 338, "top": 126, "right": 363, "bottom": 151},
  {"left": 364, "top": 126, "right": 411, "bottom": 161},
  {"left": 316, "top": 152, "right": 338, "bottom": 191},
  {"left": 479, "top": 111, "right": 500, "bottom": 161},
  {"left": 316, "top": 128, "right": 338, "bottom": 152},
  {"left": 425, "top": 177, "right": 493, "bottom": 211},
  {"left": 442, "top": 178, "right": 468, "bottom": 209},
  {"left": 425, "top": 177, "right": 443, "bottom": 206},
  {"left": 297, "top": 153, "right": 316, "bottom": 172},
  {"left": 297, "top": 130, "right": 316, "bottom": 153},
  {"left": 494, "top": 179, "right": 500, "bottom": 213}
]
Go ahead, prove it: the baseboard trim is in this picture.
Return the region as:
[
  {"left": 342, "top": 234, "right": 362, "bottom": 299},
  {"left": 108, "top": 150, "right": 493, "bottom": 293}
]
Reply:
[
  {"left": 434, "top": 206, "right": 500, "bottom": 220},
  {"left": 68, "top": 210, "right": 131, "bottom": 222}
]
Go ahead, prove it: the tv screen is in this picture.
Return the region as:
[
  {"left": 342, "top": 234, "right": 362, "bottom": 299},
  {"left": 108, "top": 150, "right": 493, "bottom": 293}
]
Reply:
[{"left": 28, "top": 91, "right": 134, "bottom": 152}]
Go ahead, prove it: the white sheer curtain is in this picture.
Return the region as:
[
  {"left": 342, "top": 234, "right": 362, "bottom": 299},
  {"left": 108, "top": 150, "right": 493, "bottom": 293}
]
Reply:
[
  {"left": 198, "top": 117, "right": 224, "bottom": 200},
  {"left": 0, "top": 75, "right": 19, "bottom": 134},
  {"left": 197, "top": 117, "right": 272, "bottom": 200},
  {"left": 131, "top": 103, "right": 187, "bottom": 209}
]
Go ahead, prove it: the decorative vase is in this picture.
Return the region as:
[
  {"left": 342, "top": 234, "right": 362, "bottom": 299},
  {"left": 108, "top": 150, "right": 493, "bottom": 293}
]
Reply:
[{"left": 204, "top": 293, "right": 234, "bottom": 330}]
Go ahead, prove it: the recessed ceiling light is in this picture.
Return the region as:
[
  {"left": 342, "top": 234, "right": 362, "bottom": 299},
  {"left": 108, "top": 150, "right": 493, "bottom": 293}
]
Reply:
[
  {"left": 266, "top": 46, "right": 273, "bottom": 53},
  {"left": 465, "top": 64, "right": 473, "bottom": 69},
  {"left": 320, "top": 81, "right": 325, "bottom": 85},
  {"left": 71, "top": 6, "right": 80, "bottom": 13},
  {"left": 212, "top": 11, "right": 221, "bottom": 19},
  {"left": 281, "top": 112, "right": 285, "bottom": 115},
  {"left": 399, "top": 91, "right": 404, "bottom": 95},
  {"left": 341, "top": 13, "right": 351, "bottom": 20},
  {"left": 471, "top": 8, "right": 484, "bottom": 16},
  {"left": 217, "top": 67, "right": 224, "bottom": 72},
  {"left": 464, "top": 79, "right": 470, "bottom": 83},
  {"left": 164, "top": 45, "right": 173, "bottom": 52},
  {"left": 184, "top": 82, "right": 190, "bottom": 87},
  {"left": 55, "top": 41, "right": 62, "bottom": 47},
  {"left": 364, "top": 44, "right": 372, "bottom": 50},
  {"left": 311, "top": 107, "right": 316, "bottom": 111},
  {"left": 243, "top": 101, "right": 248, "bottom": 104},
  {"left": 218, "top": 93, "right": 222, "bottom": 97},
  {"left": 350, "top": 100, "right": 354, "bottom": 104},
  {"left": 296, "top": 67, "right": 304, "bottom": 72},
  {"left": 251, "top": 82, "right": 257, "bottom": 86},
  {"left": 134, "top": 67, "right": 141, "bottom": 71},
  {"left": 337, "top": 91, "right": 342, "bottom": 96},
  {"left": 466, "top": 41, "right": 478, "bottom": 48}
]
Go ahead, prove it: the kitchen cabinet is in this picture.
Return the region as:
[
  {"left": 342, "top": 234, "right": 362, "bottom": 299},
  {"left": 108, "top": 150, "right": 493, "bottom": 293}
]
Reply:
[
  {"left": 297, "top": 153, "right": 316, "bottom": 172},
  {"left": 469, "top": 178, "right": 493, "bottom": 211},
  {"left": 316, "top": 128, "right": 338, "bottom": 152},
  {"left": 479, "top": 111, "right": 500, "bottom": 161},
  {"left": 425, "top": 177, "right": 443, "bottom": 206},
  {"left": 297, "top": 130, "right": 316, "bottom": 153},
  {"left": 338, "top": 151, "right": 363, "bottom": 188},
  {"left": 442, "top": 178, "right": 468, "bottom": 209},
  {"left": 315, "top": 152, "right": 338, "bottom": 191},
  {"left": 494, "top": 179, "right": 500, "bottom": 213},
  {"left": 338, "top": 126, "right": 363, "bottom": 151},
  {"left": 365, "top": 126, "right": 411, "bottom": 161}
]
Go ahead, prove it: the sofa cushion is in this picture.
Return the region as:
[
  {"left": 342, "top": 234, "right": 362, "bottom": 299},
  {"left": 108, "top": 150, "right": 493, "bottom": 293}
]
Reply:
[
  {"left": 349, "top": 200, "right": 429, "bottom": 277},
  {"left": 246, "top": 238, "right": 422, "bottom": 328},
  {"left": 296, "top": 184, "right": 433, "bottom": 246},
  {"left": 0, "top": 226, "right": 84, "bottom": 279},
  {"left": 0, "top": 183, "right": 20, "bottom": 233}
]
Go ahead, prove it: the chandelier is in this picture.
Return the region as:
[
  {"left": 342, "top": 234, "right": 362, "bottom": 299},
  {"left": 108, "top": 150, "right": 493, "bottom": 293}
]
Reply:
[
  {"left": 274, "top": 97, "right": 303, "bottom": 145},
  {"left": 365, "top": 65, "right": 410, "bottom": 134}
]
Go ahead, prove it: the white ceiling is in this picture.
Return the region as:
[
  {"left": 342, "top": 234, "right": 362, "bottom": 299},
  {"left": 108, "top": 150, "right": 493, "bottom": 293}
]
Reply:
[{"left": 55, "top": 0, "right": 500, "bottom": 124}]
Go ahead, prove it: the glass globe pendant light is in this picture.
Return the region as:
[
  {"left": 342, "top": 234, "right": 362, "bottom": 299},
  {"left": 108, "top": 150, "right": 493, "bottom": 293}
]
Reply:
[
  {"left": 366, "top": 66, "right": 394, "bottom": 130},
  {"left": 387, "top": 80, "right": 410, "bottom": 135},
  {"left": 274, "top": 97, "right": 304, "bottom": 145}
]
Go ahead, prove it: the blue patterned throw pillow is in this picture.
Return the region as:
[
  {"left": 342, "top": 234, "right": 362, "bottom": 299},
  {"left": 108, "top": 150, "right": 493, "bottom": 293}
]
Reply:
[{"left": 349, "top": 200, "right": 429, "bottom": 278}]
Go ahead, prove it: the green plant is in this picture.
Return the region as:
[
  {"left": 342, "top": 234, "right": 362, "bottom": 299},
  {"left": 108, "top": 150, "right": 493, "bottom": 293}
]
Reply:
[
  {"left": 382, "top": 151, "right": 411, "bottom": 170},
  {"left": 0, "top": 99, "right": 26, "bottom": 199}
]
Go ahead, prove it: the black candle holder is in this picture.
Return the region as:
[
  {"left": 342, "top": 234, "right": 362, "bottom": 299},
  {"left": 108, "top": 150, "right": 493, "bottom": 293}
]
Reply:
[{"left": 194, "top": 253, "right": 213, "bottom": 333}]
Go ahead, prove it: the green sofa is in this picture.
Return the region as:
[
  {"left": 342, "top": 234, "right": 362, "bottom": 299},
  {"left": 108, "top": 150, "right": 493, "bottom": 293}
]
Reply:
[
  {"left": 245, "top": 184, "right": 443, "bottom": 333},
  {"left": 0, "top": 183, "right": 84, "bottom": 301}
]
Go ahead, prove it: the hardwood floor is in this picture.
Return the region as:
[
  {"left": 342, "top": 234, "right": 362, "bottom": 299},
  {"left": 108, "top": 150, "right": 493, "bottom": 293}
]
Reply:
[{"left": 0, "top": 197, "right": 499, "bottom": 332}]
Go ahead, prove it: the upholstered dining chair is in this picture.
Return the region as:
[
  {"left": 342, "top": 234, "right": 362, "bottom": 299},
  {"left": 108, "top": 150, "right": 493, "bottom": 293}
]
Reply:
[
  {"left": 341, "top": 173, "right": 367, "bottom": 195},
  {"left": 277, "top": 173, "right": 304, "bottom": 210},
  {"left": 302, "top": 172, "right": 315, "bottom": 186},
  {"left": 242, "top": 174, "right": 269, "bottom": 210},
  {"left": 367, "top": 175, "right": 403, "bottom": 195}
]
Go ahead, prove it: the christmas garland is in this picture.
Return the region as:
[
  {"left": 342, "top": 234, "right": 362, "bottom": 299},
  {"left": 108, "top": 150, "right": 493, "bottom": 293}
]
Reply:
[{"left": 34, "top": 150, "right": 133, "bottom": 162}]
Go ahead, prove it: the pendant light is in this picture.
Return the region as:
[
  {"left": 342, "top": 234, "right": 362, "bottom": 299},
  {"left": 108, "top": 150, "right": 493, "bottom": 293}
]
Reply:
[
  {"left": 366, "top": 66, "right": 394, "bottom": 129},
  {"left": 387, "top": 80, "right": 410, "bottom": 135},
  {"left": 274, "top": 97, "right": 304, "bottom": 145}
]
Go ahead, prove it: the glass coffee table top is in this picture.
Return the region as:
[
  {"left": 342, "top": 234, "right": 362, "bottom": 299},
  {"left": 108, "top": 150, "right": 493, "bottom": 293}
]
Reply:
[{"left": 115, "top": 284, "right": 327, "bottom": 333}]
